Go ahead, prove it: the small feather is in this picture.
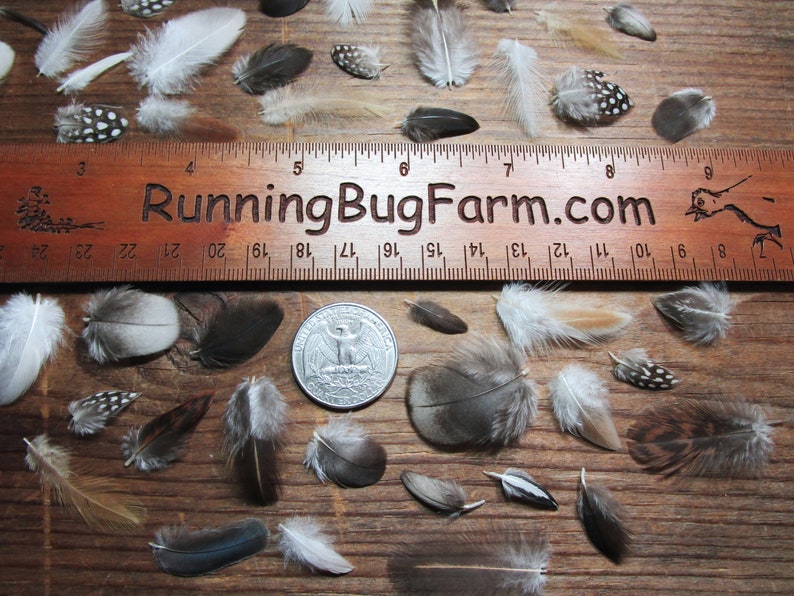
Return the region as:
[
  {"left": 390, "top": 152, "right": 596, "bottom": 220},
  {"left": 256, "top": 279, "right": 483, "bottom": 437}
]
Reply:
[
  {"left": 233, "top": 43, "right": 312, "bottom": 95},
  {"left": 0, "top": 41, "right": 14, "bottom": 84},
  {"left": 278, "top": 516, "right": 354, "bottom": 575},
  {"left": 35, "top": 0, "right": 109, "bottom": 78},
  {"left": 259, "top": 0, "right": 310, "bottom": 18},
  {"left": 550, "top": 67, "right": 633, "bottom": 125},
  {"left": 401, "top": 470, "right": 485, "bottom": 517},
  {"left": 577, "top": 468, "right": 631, "bottom": 563},
  {"left": 652, "top": 281, "right": 731, "bottom": 345},
  {"left": 55, "top": 102, "right": 129, "bottom": 144},
  {"left": 608, "top": 349, "right": 679, "bottom": 390},
  {"left": 0, "top": 293, "right": 65, "bottom": 406},
  {"left": 136, "top": 96, "right": 239, "bottom": 142},
  {"left": 484, "top": 0, "right": 516, "bottom": 14},
  {"left": 323, "top": 0, "right": 372, "bottom": 27},
  {"left": 305, "top": 415, "right": 387, "bottom": 488},
  {"left": 627, "top": 397, "right": 776, "bottom": 478},
  {"left": 69, "top": 390, "right": 141, "bottom": 436},
  {"left": 24, "top": 434, "right": 144, "bottom": 532},
  {"left": 121, "top": 392, "right": 213, "bottom": 472},
  {"left": 331, "top": 44, "right": 386, "bottom": 80},
  {"left": 401, "top": 106, "right": 480, "bottom": 143},
  {"left": 483, "top": 468, "right": 558, "bottom": 510},
  {"left": 151, "top": 518, "right": 269, "bottom": 577},
  {"left": 259, "top": 83, "right": 389, "bottom": 125},
  {"left": 493, "top": 39, "right": 543, "bottom": 137},
  {"left": 121, "top": 0, "right": 175, "bottom": 19},
  {"left": 82, "top": 285, "right": 180, "bottom": 363},
  {"left": 0, "top": 7, "right": 48, "bottom": 35},
  {"left": 406, "top": 334, "right": 537, "bottom": 449},
  {"left": 651, "top": 88, "right": 716, "bottom": 142},
  {"left": 536, "top": 8, "right": 621, "bottom": 59},
  {"left": 604, "top": 3, "right": 656, "bottom": 41},
  {"left": 496, "top": 283, "right": 631, "bottom": 354},
  {"left": 405, "top": 299, "right": 468, "bottom": 334},
  {"left": 57, "top": 51, "right": 133, "bottom": 94}
]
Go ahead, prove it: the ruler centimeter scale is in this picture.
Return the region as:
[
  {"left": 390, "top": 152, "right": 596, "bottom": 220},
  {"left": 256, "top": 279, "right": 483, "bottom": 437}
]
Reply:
[{"left": 0, "top": 142, "right": 792, "bottom": 283}]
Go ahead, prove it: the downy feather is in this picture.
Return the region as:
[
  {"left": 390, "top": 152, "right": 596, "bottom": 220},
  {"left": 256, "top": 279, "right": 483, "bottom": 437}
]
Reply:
[
  {"left": 122, "top": 392, "right": 213, "bottom": 472},
  {"left": 550, "top": 67, "right": 632, "bottom": 125},
  {"left": 24, "top": 434, "right": 144, "bottom": 531},
  {"left": 150, "top": 518, "right": 270, "bottom": 577},
  {"left": 484, "top": 0, "right": 516, "bottom": 14},
  {"left": 136, "top": 96, "right": 239, "bottom": 141},
  {"left": 128, "top": 7, "right": 246, "bottom": 96},
  {"left": 401, "top": 470, "right": 485, "bottom": 517},
  {"left": 652, "top": 281, "right": 731, "bottom": 345},
  {"left": 0, "top": 7, "right": 48, "bottom": 35},
  {"left": 604, "top": 3, "right": 656, "bottom": 42},
  {"left": 401, "top": 106, "right": 480, "bottom": 143},
  {"left": 608, "top": 349, "right": 679, "bottom": 390},
  {"left": 35, "top": 0, "right": 109, "bottom": 78},
  {"left": 259, "top": 0, "right": 310, "bottom": 18},
  {"left": 331, "top": 44, "right": 386, "bottom": 80},
  {"left": 259, "top": 83, "right": 389, "bottom": 125},
  {"left": 323, "top": 0, "right": 372, "bottom": 27},
  {"left": 405, "top": 299, "right": 468, "bottom": 334},
  {"left": 411, "top": 0, "right": 479, "bottom": 88},
  {"left": 305, "top": 414, "right": 387, "bottom": 488},
  {"left": 483, "top": 468, "right": 558, "bottom": 510},
  {"left": 627, "top": 397, "right": 776, "bottom": 478},
  {"left": 232, "top": 43, "right": 312, "bottom": 95},
  {"left": 536, "top": 8, "right": 621, "bottom": 59},
  {"left": 57, "top": 51, "right": 133, "bottom": 94},
  {"left": 69, "top": 390, "right": 141, "bottom": 436},
  {"left": 82, "top": 285, "right": 180, "bottom": 363},
  {"left": 121, "top": 0, "right": 175, "bottom": 19},
  {"left": 548, "top": 364, "right": 621, "bottom": 451},
  {"left": 652, "top": 88, "right": 716, "bottom": 143},
  {"left": 0, "top": 41, "right": 15, "bottom": 84},
  {"left": 577, "top": 468, "right": 631, "bottom": 563},
  {"left": 493, "top": 39, "right": 543, "bottom": 137},
  {"left": 0, "top": 293, "right": 65, "bottom": 406},
  {"left": 278, "top": 516, "right": 354, "bottom": 575},
  {"left": 496, "top": 283, "right": 631, "bottom": 354},
  {"left": 406, "top": 334, "right": 537, "bottom": 450}
]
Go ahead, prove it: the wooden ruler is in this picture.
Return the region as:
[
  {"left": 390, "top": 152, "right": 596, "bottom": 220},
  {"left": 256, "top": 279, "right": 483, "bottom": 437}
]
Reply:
[{"left": 0, "top": 142, "right": 792, "bottom": 283}]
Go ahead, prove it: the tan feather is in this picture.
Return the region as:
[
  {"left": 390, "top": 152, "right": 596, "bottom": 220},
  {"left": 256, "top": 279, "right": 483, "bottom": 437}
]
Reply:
[{"left": 536, "top": 9, "right": 622, "bottom": 59}]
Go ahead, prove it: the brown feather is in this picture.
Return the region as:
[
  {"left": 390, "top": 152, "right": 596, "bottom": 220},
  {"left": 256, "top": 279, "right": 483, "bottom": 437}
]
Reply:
[{"left": 405, "top": 299, "right": 468, "bottom": 334}]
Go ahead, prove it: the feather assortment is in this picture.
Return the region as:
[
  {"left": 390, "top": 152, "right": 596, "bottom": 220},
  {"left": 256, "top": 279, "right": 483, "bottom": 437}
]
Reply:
[
  {"left": 0, "top": 293, "right": 65, "bottom": 406},
  {"left": 550, "top": 67, "right": 632, "bottom": 126},
  {"left": 150, "top": 518, "right": 270, "bottom": 577},
  {"left": 24, "top": 434, "right": 144, "bottom": 531},
  {"left": 388, "top": 528, "right": 550, "bottom": 595},
  {"left": 331, "top": 44, "right": 386, "bottom": 80},
  {"left": 627, "top": 397, "right": 776, "bottom": 478},
  {"left": 609, "top": 349, "right": 679, "bottom": 390},
  {"left": 0, "top": 7, "right": 48, "bottom": 35},
  {"left": 121, "top": 0, "right": 174, "bottom": 19},
  {"left": 35, "top": 0, "right": 109, "bottom": 78},
  {"left": 401, "top": 470, "right": 485, "bottom": 517},
  {"left": 411, "top": 0, "right": 479, "bottom": 88},
  {"left": 136, "top": 96, "right": 239, "bottom": 141},
  {"left": 0, "top": 41, "right": 14, "bottom": 84},
  {"left": 305, "top": 415, "right": 387, "bottom": 488},
  {"left": 278, "top": 516, "right": 354, "bottom": 575},
  {"left": 128, "top": 7, "right": 246, "bottom": 96},
  {"left": 484, "top": 0, "right": 516, "bottom": 14},
  {"left": 233, "top": 43, "right": 312, "bottom": 95},
  {"left": 493, "top": 39, "right": 543, "bottom": 137},
  {"left": 406, "top": 334, "right": 537, "bottom": 450},
  {"left": 405, "top": 298, "right": 468, "bottom": 334},
  {"left": 604, "top": 3, "right": 656, "bottom": 42},
  {"left": 57, "top": 51, "right": 133, "bottom": 94},
  {"left": 401, "top": 106, "right": 480, "bottom": 143},
  {"left": 577, "top": 468, "right": 631, "bottom": 563},
  {"left": 549, "top": 364, "right": 621, "bottom": 451},
  {"left": 323, "top": 0, "right": 372, "bottom": 27},
  {"left": 259, "top": 0, "right": 310, "bottom": 18},
  {"left": 652, "top": 281, "right": 732, "bottom": 345},
  {"left": 259, "top": 84, "right": 389, "bottom": 126},
  {"left": 121, "top": 392, "right": 213, "bottom": 471},
  {"left": 536, "top": 8, "right": 621, "bottom": 59},
  {"left": 483, "top": 468, "right": 558, "bottom": 510},
  {"left": 55, "top": 103, "right": 129, "bottom": 144},
  {"left": 651, "top": 88, "right": 716, "bottom": 142},
  {"left": 68, "top": 390, "right": 141, "bottom": 436},
  {"left": 82, "top": 286, "right": 180, "bottom": 363},
  {"left": 222, "top": 377, "right": 288, "bottom": 505},
  {"left": 496, "top": 283, "right": 631, "bottom": 354}
]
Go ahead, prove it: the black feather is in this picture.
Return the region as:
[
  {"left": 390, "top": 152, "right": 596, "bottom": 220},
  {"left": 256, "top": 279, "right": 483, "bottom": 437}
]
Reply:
[
  {"left": 233, "top": 43, "right": 312, "bottom": 95},
  {"left": 0, "top": 7, "right": 48, "bottom": 35},
  {"left": 259, "top": 0, "right": 310, "bottom": 18},
  {"left": 401, "top": 106, "right": 480, "bottom": 142},
  {"left": 577, "top": 468, "right": 631, "bottom": 563},
  {"left": 405, "top": 299, "right": 468, "bottom": 334}
]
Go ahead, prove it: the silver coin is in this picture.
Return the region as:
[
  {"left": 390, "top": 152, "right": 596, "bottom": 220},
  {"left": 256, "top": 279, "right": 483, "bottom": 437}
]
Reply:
[{"left": 291, "top": 302, "right": 398, "bottom": 410}]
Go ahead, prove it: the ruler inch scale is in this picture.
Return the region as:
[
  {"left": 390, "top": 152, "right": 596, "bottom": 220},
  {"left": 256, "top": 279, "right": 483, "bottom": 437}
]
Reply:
[{"left": 0, "top": 142, "right": 791, "bottom": 284}]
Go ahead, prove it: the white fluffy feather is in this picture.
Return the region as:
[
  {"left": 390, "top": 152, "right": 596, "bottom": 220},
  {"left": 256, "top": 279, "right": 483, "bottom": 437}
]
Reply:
[
  {"left": 35, "top": 0, "right": 109, "bottom": 78},
  {"left": 323, "top": 0, "right": 372, "bottom": 27},
  {"left": 0, "top": 294, "right": 65, "bottom": 406},
  {"left": 259, "top": 84, "right": 389, "bottom": 125},
  {"left": 57, "top": 51, "right": 132, "bottom": 94},
  {"left": 128, "top": 7, "right": 246, "bottom": 95},
  {"left": 278, "top": 517, "right": 354, "bottom": 575},
  {"left": 136, "top": 95, "right": 195, "bottom": 135},
  {"left": 0, "top": 41, "right": 15, "bottom": 83},
  {"left": 493, "top": 39, "right": 543, "bottom": 137}
]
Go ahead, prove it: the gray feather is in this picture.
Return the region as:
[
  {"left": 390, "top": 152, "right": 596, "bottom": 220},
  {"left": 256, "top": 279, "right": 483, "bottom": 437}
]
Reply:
[
  {"left": 652, "top": 281, "right": 731, "bottom": 344},
  {"left": 604, "top": 3, "right": 656, "bottom": 41},
  {"left": 401, "top": 470, "right": 485, "bottom": 517},
  {"left": 483, "top": 468, "right": 558, "bottom": 510}
]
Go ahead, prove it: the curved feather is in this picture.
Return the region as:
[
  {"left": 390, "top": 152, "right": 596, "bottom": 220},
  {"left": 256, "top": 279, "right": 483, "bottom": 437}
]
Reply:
[
  {"left": 401, "top": 470, "right": 484, "bottom": 517},
  {"left": 652, "top": 281, "right": 730, "bottom": 344},
  {"left": 259, "top": 84, "right": 389, "bottom": 125},
  {"left": 604, "top": 3, "right": 657, "bottom": 42},
  {"left": 232, "top": 43, "right": 312, "bottom": 95},
  {"left": 0, "top": 41, "right": 15, "bottom": 84},
  {"left": 483, "top": 468, "right": 558, "bottom": 510},
  {"left": 493, "top": 39, "right": 543, "bottom": 137},
  {"left": 57, "top": 51, "right": 133, "bottom": 94},
  {"left": 259, "top": 0, "right": 310, "bottom": 18},
  {"left": 577, "top": 468, "right": 631, "bottom": 563},
  {"left": 401, "top": 106, "right": 479, "bottom": 143},
  {"left": 405, "top": 299, "right": 468, "bottom": 334},
  {"left": 609, "top": 349, "right": 679, "bottom": 390},
  {"left": 0, "top": 7, "right": 48, "bottom": 35},
  {"left": 278, "top": 517, "right": 354, "bottom": 575},
  {"left": 323, "top": 0, "right": 372, "bottom": 27},
  {"left": 68, "top": 390, "right": 141, "bottom": 436},
  {"left": 35, "top": 0, "right": 109, "bottom": 78}
]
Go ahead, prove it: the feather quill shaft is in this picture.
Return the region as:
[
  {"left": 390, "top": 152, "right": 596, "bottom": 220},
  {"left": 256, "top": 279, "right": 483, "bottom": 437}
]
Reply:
[
  {"left": 69, "top": 390, "right": 141, "bottom": 436},
  {"left": 577, "top": 468, "right": 631, "bottom": 563},
  {"left": 493, "top": 39, "right": 543, "bottom": 137},
  {"left": 278, "top": 517, "right": 354, "bottom": 575},
  {"left": 405, "top": 299, "right": 468, "bottom": 334},
  {"left": 259, "top": 84, "right": 389, "bottom": 125},
  {"left": 136, "top": 96, "right": 239, "bottom": 142},
  {"left": 652, "top": 281, "right": 731, "bottom": 345},
  {"left": 35, "top": 0, "right": 109, "bottom": 78},
  {"left": 536, "top": 8, "right": 621, "bottom": 58},
  {"left": 0, "top": 7, "right": 48, "bottom": 35},
  {"left": 233, "top": 43, "right": 312, "bottom": 95},
  {"left": 57, "top": 51, "right": 132, "bottom": 94},
  {"left": 401, "top": 470, "right": 485, "bottom": 517}
]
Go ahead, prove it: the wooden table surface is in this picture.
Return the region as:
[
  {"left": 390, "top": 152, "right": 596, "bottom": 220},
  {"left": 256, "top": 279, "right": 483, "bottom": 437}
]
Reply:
[{"left": 1, "top": 1, "right": 792, "bottom": 594}]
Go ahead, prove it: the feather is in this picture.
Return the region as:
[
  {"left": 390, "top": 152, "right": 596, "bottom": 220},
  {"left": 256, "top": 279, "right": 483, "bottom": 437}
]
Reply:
[
  {"left": 483, "top": 468, "right": 558, "bottom": 510},
  {"left": 222, "top": 377, "right": 288, "bottom": 504},
  {"left": 121, "top": 0, "right": 175, "bottom": 19},
  {"left": 121, "top": 392, "right": 213, "bottom": 471},
  {"left": 604, "top": 3, "right": 656, "bottom": 42},
  {"left": 536, "top": 8, "right": 621, "bottom": 59},
  {"left": 259, "top": 83, "right": 389, "bottom": 125},
  {"left": 388, "top": 528, "right": 550, "bottom": 595},
  {"left": 331, "top": 44, "right": 386, "bottom": 80},
  {"left": 323, "top": 0, "right": 372, "bottom": 27},
  {"left": 150, "top": 518, "right": 270, "bottom": 577},
  {"left": 405, "top": 299, "right": 468, "bottom": 334},
  {"left": 189, "top": 295, "right": 283, "bottom": 368},
  {"left": 492, "top": 39, "right": 543, "bottom": 138},
  {"left": 577, "top": 468, "right": 631, "bottom": 563},
  {"left": 69, "top": 390, "right": 141, "bottom": 436},
  {"left": 608, "top": 349, "right": 679, "bottom": 390},
  {"left": 128, "top": 7, "right": 246, "bottom": 96},
  {"left": 233, "top": 43, "right": 312, "bottom": 95},
  {"left": 55, "top": 102, "right": 129, "bottom": 143},
  {"left": 35, "top": 0, "right": 109, "bottom": 78},
  {"left": 627, "top": 397, "right": 776, "bottom": 478},
  {"left": 406, "top": 334, "right": 537, "bottom": 449},
  {"left": 651, "top": 88, "right": 716, "bottom": 142},
  {"left": 0, "top": 41, "right": 13, "bottom": 84},
  {"left": 82, "top": 285, "right": 180, "bottom": 363},
  {"left": 24, "top": 434, "right": 144, "bottom": 532},
  {"left": 0, "top": 293, "right": 65, "bottom": 406},
  {"left": 496, "top": 283, "right": 631, "bottom": 354},
  {"left": 57, "top": 51, "right": 133, "bottom": 94},
  {"left": 652, "top": 281, "right": 731, "bottom": 345},
  {"left": 305, "top": 415, "right": 387, "bottom": 488},
  {"left": 136, "top": 96, "right": 239, "bottom": 142},
  {"left": 411, "top": 0, "right": 479, "bottom": 88},
  {"left": 484, "top": 0, "right": 516, "bottom": 14},
  {"left": 277, "top": 516, "right": 354, "bottom": 575},
  {"left": 548, "top": 364, "right": 621, "bottom": 451},
  {"left": 0, "top": 7, "right": 48, "bottom": 35},
  {"left": 550, "top": 67, "right": 632, "bottom": 126},
  {"left": 400, "top": 106, "right": 480, "bottom": 143},
  {"left": 259, "top": 0, "right": 310, "bottom": 18},
  {"left": 401, "top": 470, "right": 485, "bottom": 517}
]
